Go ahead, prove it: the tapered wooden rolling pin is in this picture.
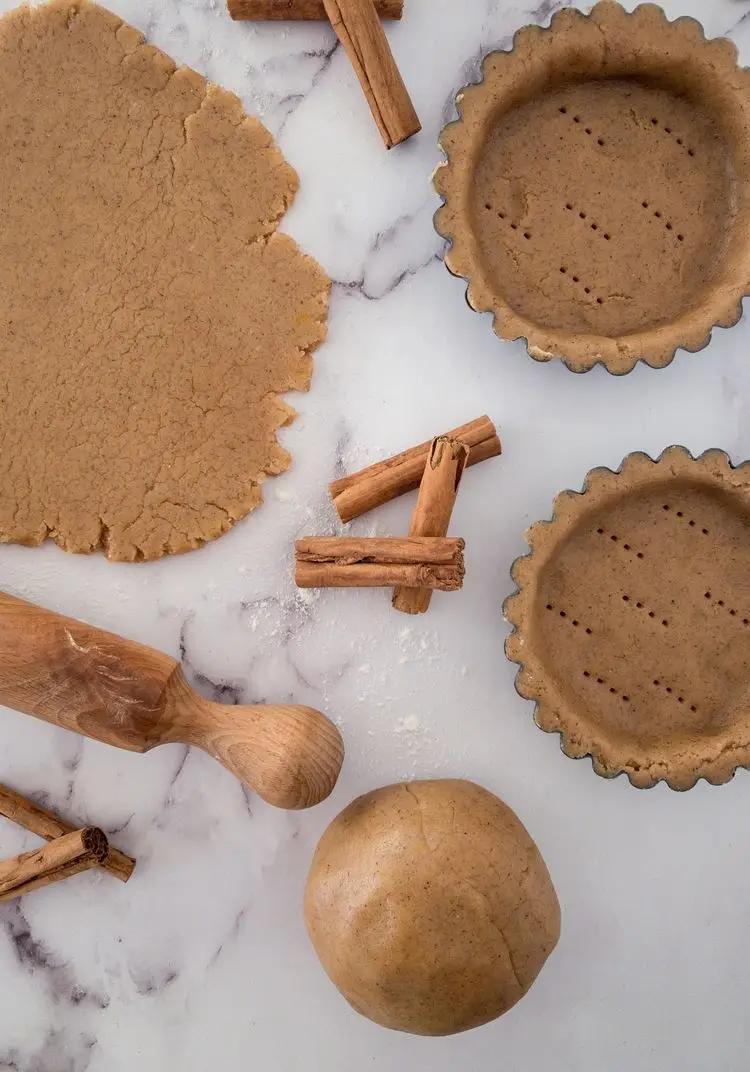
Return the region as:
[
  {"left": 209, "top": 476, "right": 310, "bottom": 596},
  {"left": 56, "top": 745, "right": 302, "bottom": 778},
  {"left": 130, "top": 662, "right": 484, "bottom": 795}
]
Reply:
[{"left": 0, "top": 592, "right": 343, "bottom": 811}]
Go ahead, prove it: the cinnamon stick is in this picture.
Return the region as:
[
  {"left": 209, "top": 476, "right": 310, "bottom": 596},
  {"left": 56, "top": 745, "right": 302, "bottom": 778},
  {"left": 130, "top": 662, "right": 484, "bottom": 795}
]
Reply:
[
  {"left": 295, "top": 536, "right": 464, "bottom": 590},
  {"left": 0, "top": 784, "right": 135, "bottom": 883},
  {"left": 321, "top": 0, "right": 420, "bottom": 149},
  {"left": 0, "top": 827, "right": 109, "bottom": 902},
  {"left": 228, "top": 0, "right": 402, "bottom": 17},
  {"left": 330, "top": 415, "right": 501, "bottom": 523},
  {"left": 393, "top": 436, "right": 468, "bottom": 615}
]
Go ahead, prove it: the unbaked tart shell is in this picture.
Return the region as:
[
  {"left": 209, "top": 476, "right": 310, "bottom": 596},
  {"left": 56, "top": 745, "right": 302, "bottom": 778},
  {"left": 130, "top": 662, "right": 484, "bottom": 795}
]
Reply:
[
  {"left": 434, "top": 1, "right": 750, "bottom": 374},
  {"left": 504, "top": 447, "right": 750, "bottom": 789}
]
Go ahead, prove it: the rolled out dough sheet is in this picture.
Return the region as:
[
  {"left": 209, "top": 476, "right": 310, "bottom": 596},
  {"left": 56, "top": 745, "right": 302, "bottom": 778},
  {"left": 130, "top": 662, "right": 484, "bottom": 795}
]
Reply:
[{"left": 0, "top": 0, "right": 330, "bottom": 561}]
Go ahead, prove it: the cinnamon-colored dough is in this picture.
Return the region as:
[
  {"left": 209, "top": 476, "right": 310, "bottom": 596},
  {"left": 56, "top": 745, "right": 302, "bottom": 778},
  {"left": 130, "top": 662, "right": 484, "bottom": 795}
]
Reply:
[
  {"left": 435, "top": 1, "right": 750, "bottom": 373},
  {"left": 304, "top": 780, "right": 560, "bottom": 1036},
  {"left": 0, "top": 1, "right": 329, "bottom": 561},
  {"left": 506, "top": 447, "right": 750, "bottom": 790},
  {"left": 473, "top": 80, "right": 730, "bottom": 339}
]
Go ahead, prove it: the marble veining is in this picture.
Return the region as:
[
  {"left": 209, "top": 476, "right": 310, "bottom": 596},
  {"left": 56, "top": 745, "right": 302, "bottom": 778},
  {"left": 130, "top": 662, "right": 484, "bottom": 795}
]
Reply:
[{"left": 2, "top": 1, "right": 750, "bottom": 1069}]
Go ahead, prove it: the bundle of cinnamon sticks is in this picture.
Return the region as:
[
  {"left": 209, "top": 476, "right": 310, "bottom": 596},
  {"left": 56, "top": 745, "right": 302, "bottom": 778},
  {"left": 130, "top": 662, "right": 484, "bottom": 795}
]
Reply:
[
  {"left": 0, "top": 783, "right": 135, "bottom": 902},
  {"left": 295, "top": 415, "right": 502, "bottom": 615}
]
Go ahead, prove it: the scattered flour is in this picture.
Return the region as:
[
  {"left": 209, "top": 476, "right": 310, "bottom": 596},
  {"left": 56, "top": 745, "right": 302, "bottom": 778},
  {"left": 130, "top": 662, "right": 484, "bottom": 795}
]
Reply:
[
  {"left": 395, "top": 714, "right": 423, "bottom": 734},
  {"left": 296, "top": 588, "right": 317, "bottom": 607}
]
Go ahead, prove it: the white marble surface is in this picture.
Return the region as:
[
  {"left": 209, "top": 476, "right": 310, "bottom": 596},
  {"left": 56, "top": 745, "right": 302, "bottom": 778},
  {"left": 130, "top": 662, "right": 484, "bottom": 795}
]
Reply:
[{"left": 3, "top": 0, "right": 750, "bottom": 1067}]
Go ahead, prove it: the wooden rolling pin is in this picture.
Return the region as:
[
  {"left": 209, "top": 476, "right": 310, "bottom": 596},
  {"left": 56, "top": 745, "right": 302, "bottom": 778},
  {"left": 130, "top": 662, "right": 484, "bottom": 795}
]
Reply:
[{"left": 0, "top": 592, "right": 343, "bottom": 811}]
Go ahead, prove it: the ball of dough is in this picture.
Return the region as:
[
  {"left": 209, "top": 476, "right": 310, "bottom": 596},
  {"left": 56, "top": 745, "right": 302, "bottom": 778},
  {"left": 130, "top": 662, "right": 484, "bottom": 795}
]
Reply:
[{"left": 304, "top": 779, "right": 560, "bottom": 1036}]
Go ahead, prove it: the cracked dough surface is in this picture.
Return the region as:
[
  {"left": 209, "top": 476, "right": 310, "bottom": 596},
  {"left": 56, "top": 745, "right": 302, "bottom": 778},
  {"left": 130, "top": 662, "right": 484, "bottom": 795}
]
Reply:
[
  {"left": 304, "top": 780, "right": 560, "bottom": 1036},
  {"left": 0, "top": 0, "right": 329, "bottom": 561}
]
